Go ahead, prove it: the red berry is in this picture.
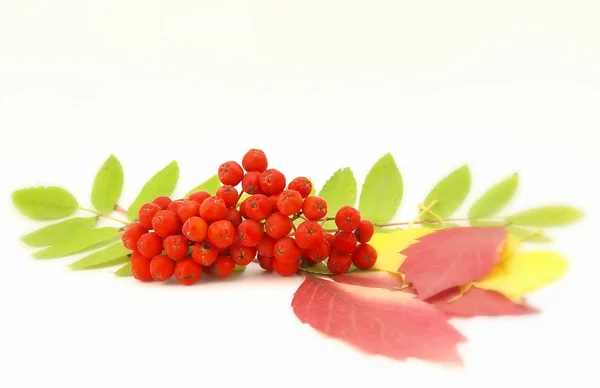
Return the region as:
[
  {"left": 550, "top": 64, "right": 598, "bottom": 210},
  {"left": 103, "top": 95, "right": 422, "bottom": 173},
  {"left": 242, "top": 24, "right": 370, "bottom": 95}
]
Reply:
[
  {"left": 216, "top": 185, "right": 239, "bottom": 208},
  {"left": 199, "top": 196, "right": 227, "bottom": 222},
  {"left": 138, "top": 203, "right": 161, "bottom": 230},
  {"left": 191, "top": 241, "right": 218, "bottom": 266},
  {"left": 131, "top": 251, "right": 153, "bottom": 281},
  {"left": 137, "top": 232, "right": 163, "bottom": 258},
  {"left": 273, "top": 258, "right": 300, "bottom": 276},
  {"left": 327, "top": 251, "right": 352, "bottom": 274},
  {"left": 163, "top": 235, "right": 189, "bottom": 260},
  {"left": 259, "top": 169, "right": 286, "bottom": 195},
  {"left": 324, "top": 232, "right": 336, "bottom": 246},
  {"left": 210, "top": 255, "right": 236, "bottom": 279},
  {"left": 176, "top": 200, "right": 200, "bottom": 223},
  {"left": 152, "top": 196, "right": 172, "bottom": 210},
  {"left": 150, "top": 255, "right": 175, "bottom": 281},
  {"left": 287, "top": 177, "right": 312, "bottom": 198},
  {"left": 352, "top": 243, "right": 377, "bottom": 270},
  {"left": 239, "top": 197, "right": 250, "bottom": 219},
  {"left": 188, "top": 191, "right": 211, "bottom": 205},
  {"left": 152, "top": 210, "right": 182, "bottom": 238},
  {"left": 241, "top": 171, "right": 263, "bottom": 195},
  {"left": 302, "top": 196, "right": 328, "bottom": 221},
  {"left": 264, "top": 212, "right": 293, "bottom": 239},
  {"left": 335, "top": 205, "right": 361, "bottom": 232},
  {"left": 277, "top": 189, "right": 303, "bottom": 216},
  {"left": 273, "top": 237, "right": 301, "bottom": 264},
  {"left": 122, "top": 223, "right": 146, "bottom": 250},
  {"left": 305, "top": 240, "right": 330, "bottom": 263},
  {"left": 218, "top": 161, "right": 244, "bottom": 186},
  {"left": 268, "top": 195, "right": 280, "bottom": 212},
  {"left": 242, "top": 149, "right": 268, "bottom": 172},
  {"left": 181, "top": 216, "right": 208, "bottom": 242},
  {"left": 167, "top": 200, "right": 185, "bottom": 214},
  {"left": 174, "top": 258, "right": 202, "bottom": 285},
  {"left": 223, "top": 208, "right": 243, "bottom": 228},
  {"left": 245, "top": 194, "right": 272, "bottom": 220},
  {"left": 257, "top": 254, "right": 274, "bottom": 272},
  {"left": 257, "top": 235, "right": 276, "bottom": 257},
  {"left": 333, "top": 231, "right": 358, "bottom": 254},
  {"left": 355, "top": 220, "right": 375, "bottom": 243},
  {"left": 207, "top": 220, "right": 236, "bottom": 249},
  {"left": 237, "top": 219, "right": 264, "bottom": 247},
  {"left": 294, "top": 221, "right": 324, "bottom": 250},
  {"left": 229, "top": 241, "right": 257, "bottom": 266}
]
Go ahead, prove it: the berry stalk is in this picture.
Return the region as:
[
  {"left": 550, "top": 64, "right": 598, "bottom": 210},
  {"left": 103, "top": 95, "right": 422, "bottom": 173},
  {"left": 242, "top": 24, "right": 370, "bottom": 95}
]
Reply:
[{"left": 78, "top": 207, "right": 130, "bottom": 226}]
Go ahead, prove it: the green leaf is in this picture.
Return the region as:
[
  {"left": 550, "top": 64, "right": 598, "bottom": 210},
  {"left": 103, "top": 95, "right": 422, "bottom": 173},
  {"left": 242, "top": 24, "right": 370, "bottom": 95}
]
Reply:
[
  {"left": 20, "top": 217, "right": 98, "bottom": 247},
  {"left": 185, "top": 174, "right": 220, "bottom": 198},
  {"left": 127, "top": 161, "right": 179, "bottom": 220},
  {"left": 69, "top": 243, "right": 131, "bottom": 270},
  {"left": 420, "top": 165, "right": 471, "bottom": 221},
  {"left": 12, "top": 186, "right": 78, "bottom": 220},
  {"left": 469, "top": 220, "right": 507, "bottom": 227},
  {"left": 91, "top": 155, "right": 124, "bottom": 214},
  {"left": 468, "top": 173, "right": 518, "bottom": 220},
  {"left": 308, "top": 178, "right": 316, "bottom": 196},
  {"left": 233, "top": 264, "right": 247, "bottom": 273},
  {"left": 506, "top": 225, "right": 553, "bottom": 243},
  {"left": 318, "top": 168, "right": 357, "bottom": 228},
  {"left": 33, "top": 227, "right": 122, "bottom": 259},
  {"left": 114, "top": 262, "right": 133, "bottom": 277},
  {"left": 300, "top": 262, "right": 333, "bottom": 275},
  {"left": 422, "top": 222, "right": 462, "bottom": 229},
  {"left": 358, "top": 153, "right": 403, "bottom": 224},
  {"left": 505, "top": 205, "right": 585, "bottom": 227}
]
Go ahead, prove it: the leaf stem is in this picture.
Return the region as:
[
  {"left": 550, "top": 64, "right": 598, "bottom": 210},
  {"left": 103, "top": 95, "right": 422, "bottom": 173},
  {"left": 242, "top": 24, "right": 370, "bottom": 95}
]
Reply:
[
  {"left": 114, "top": 205, "right": 128, "bottom": 216},
  {"left": 79, "top": 207, "right": 130, "bottom": 226},
  {"left": 373, "top": 216, "right": 505, "bottom": 228}
]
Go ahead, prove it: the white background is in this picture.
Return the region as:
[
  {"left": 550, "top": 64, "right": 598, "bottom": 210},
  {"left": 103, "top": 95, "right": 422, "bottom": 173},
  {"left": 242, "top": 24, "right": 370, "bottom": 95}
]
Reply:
[{"left": 1, "top": 1, "right": 599, "bottom": 386}]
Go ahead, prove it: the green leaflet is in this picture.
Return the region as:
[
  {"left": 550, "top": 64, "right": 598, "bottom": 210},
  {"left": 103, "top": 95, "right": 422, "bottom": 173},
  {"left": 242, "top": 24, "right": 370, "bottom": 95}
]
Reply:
[
  {"left": 185, "top": 174, "right": 221, "bottom": 198},
  {"left": 308, "top": 178, "right": 316, "bottom": 196},
  {"left": 469, "top": 220, "right": 507, "bottom": 227},
  {"left": 20, "top": 217, "right": 98, "bottom": 247},
  {"left": 505, "top": 205, "right": 584, "bottom": 227},
  {"left": 506, "top": 225, "right": 553, "bottom": 243},
  {"left": 114, "top": 262, "right": 133, "bottom": 277},
  {"left": 127, "top": 161, "right": 179, "bottom": 220},
  {"left": 420, "top": 165, "right": 471, "bottom": 221},
  {"left": 33, "top": 227, "right": 122, "bottom": 259},
  {"left": 69, "top": 243, "right": 131, "bottom": 270},
  {"left": 318, "top": 168, "right": 357, "bottom": 228},
  {"left": 358, "top": 153, "right": 403, "bottom": 224},
  {"left": 422, "top": 222, "right": 462, "bottom": 229},
  {"left": 468, "top": 173, "right": 518, "bottom": 220},
  {"left": 300, "top": 262, "right": 333, "bottom": 275},
  {"left": 12, "top": 186, "right": 78, "bottom": 220},
  {"left": 91, "top": 155, "right": 124, "bottom": 214},
  {"left": 233, "top": 264, "right": 247, "bottom": 273}
]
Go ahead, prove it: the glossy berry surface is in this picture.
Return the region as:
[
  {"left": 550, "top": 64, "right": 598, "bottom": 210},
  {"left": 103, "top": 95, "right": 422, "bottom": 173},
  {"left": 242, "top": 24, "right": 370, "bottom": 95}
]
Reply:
[
  {"left": 241, "top": 171, "right": 263, "bottom": 195},
  {"left": 216, "top": 185, "right": 239, "bottom": 208},
  {"left": 218, "top": 161, "right": 244, "bottom": 186},
  {"left": 207, "top": 220, "right": 236, "bottom": 249},
  {"left": 294, "top": 221, "right": 324, "bottom": 250},
  {"left": 122, "top": 223, "right": 146, "bottom": 250},
  {"left": 287, "top": 177, "right": 312, "bottom": 198},
  {"left": 335, "top": 205, "right": 361, "bottom": 232},
  {"left": 199, "top": 196, "right": 227, "bottom": 222},
  {"left": 174, "top": 258, "right": 202, "bottom": 285},
  {"left": 150, "top": 255, "right": 175, "bottom": 281},
  {"left": 152, "top": 196, "right": 172, "bottom": 210},
  {"left": 182, "top": 216, "right": 208, "bottom": 243},
  {"left": 137, "top": 232, "right": 163, "bottom": 258},
  {"left": 302, "top": 196, "right": 327, "bottom": 221},
  {"left": 188, "top": 190, "right": 211, "bottom": 205},
  {"left": 210, "top": 255, "right": 236, "bottom": 279},
  {"left": 152, "top": 210, "right": 181, "bottom": 238},
  {"left": 259, "top": 169, "right": 286, "bottom": 195},
  {"left": 237, "top": 219, "right": 264, "bottom": 247},
  {"left": 131, "top": 250, "right": 153, "bottom": 281},
  {"left": 163, "top": 235, "right": 189, "bottom": 260},
  {"left": 273, "top": 237, "right": 301, "bottom": 264},
  {"left": 352, "top": 243, "right": 378, "bottom": 270},
  {"left": 264, "top": 212, "right": 293, "bottom": 239},
  {"left": 277, "top": 189, "right": 303, "bottom": 216},
  {"left": 355, "top": 220, "right": 375, "bottom": 243},
  {"left": 242, "top": 149, "right": 268, "bottom": 172},
  {"left": 273, "top": 258, "right": 300, "bottom": 276},
  {"left": 191, "top": 241, "right": 218, "bottom": 266},
  {"left": 138, "top": 203, "right": 161, "bottom": 230}
]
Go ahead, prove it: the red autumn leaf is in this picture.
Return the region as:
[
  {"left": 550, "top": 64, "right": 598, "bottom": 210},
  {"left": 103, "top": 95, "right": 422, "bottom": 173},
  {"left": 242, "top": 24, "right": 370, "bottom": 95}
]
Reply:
[
  {"left": 292, "top": 274, "right": 467, "bottom": 365},
  {"left": 331, "top": 271, "right": 406, "bottom": 290},
  {"left": 427, "top": 287, "right": 539, "bottom": 317},
  {"left": 399, "top": 226, "right": 508, "bottom": 299}
]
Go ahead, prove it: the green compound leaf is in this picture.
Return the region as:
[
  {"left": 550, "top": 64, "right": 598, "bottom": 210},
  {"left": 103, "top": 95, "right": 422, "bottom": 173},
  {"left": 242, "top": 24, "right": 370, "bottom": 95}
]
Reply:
[
  {"left": 318, "top": 168, "right": 357, "bottom": 228},
  {"left": 33, "top": 227, "right": 122, "bottom": 259},
  {"left": 358, "top": 153, "right": 403, "bottom": 224},
  {"left": 127, "top": 161, "right": 179, "bottom": 220},
  {"left": 12, "top": 186, "right": 78, "bottom": 220},
  {"left": 91, "top": 155, "right": 124, "bottom": 214},
  {"left": 468, "top": 173, "right": 518, "bottom": 221},
  {"left": 420, "top": 165, "right": 471, "bottom": 221},
  {"left": 114, "top": 262, "right": 133, "bottom": 277},
  {"left": 505, "top": 205, "right": 585, "bottom": 227},
  {"left": 422, "top": 222, "right": 462, "bottom": 230},
  {"left": 69, "top": 243, "right": 131, "bottom": 270},
  {"left": 185, "top": 174, "right": 221, "bottom": 198},
  {"left": 20, "top": 217, "right": 98, "bottom": 247},
  {"left": 469, "top": 220, "right": 507, "bottom": 227},
  {"left": 506, "top": 225, "right": 553, "bottom": 243}
]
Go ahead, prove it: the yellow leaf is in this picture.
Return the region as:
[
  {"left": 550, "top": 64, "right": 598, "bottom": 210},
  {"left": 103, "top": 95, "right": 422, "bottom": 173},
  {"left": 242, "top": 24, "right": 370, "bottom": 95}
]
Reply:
[
  {"left": 500, "top": 233, "right": 521, "bottom": 262},
  {"left": 370, "top": 227, "right": 434, "bottom": 273},
  {"left": 474, "top": 250, "right": 568, "bottom": 303}
]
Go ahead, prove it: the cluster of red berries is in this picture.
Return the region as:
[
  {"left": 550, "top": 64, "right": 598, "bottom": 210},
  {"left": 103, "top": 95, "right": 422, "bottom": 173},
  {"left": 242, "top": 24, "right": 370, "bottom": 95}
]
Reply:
[{"left": 121, "top": 148, "right": 378, "bottom": 285}]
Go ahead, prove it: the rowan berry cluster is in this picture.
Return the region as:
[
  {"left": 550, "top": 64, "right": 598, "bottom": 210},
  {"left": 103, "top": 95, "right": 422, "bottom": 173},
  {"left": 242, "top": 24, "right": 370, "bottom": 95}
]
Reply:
[{"left": 121, "top": 148, "right": 378, "bottom": 285}]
